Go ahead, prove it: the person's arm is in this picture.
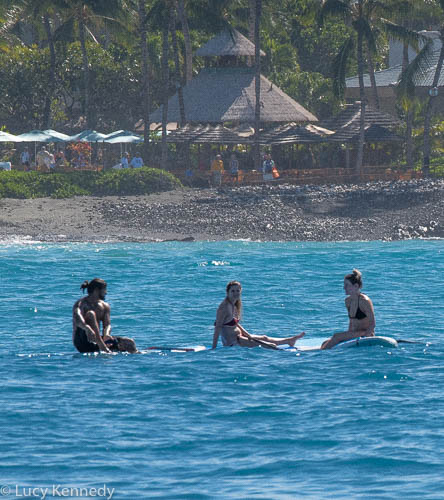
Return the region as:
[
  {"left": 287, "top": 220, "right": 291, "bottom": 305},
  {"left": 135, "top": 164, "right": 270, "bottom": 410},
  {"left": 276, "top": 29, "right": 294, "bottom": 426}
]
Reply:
[
  {"left": 73, "top": 303, "right": 96, "bottom": 341},
  {"left": 73, "top": 303, "right": 110, "bottom": 353},
  {"left": 212, "top": 326, "right": 220, "bottom": 349},
  {"left": 102, "top": 303, "right": 112, "bottom": 339},
  {"left": 360, "top": 296, "right": 375, "bottom": 335},
  {"left": 212, "top": 303, "right": 226, "bottom": 349}
]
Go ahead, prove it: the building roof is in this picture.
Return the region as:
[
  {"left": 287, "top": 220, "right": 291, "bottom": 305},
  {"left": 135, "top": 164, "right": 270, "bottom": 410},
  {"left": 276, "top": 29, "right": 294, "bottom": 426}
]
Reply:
[
  {"left": 330, "top": 123, "right": 404, "bottom": 143},
  {"left": 166, "top": 124, "right": 251, "bottom": 144},
  {"left": 346, "top": 64, "right": 402, "bottom": 89},
  {"left": 149, "top": 67, "right": 318, "bottom": 124},
  {"left": 259, "top": 123, "right": 333, "bottom": 144},
  {"left": 346, "top": 46, "right": 444, "bottom": 89},
  {"left": 195, "top": 28, "right": 266, "bottom": 57},
  {"left": 321, "top": 102, "right": 400, "bottom": 131}
]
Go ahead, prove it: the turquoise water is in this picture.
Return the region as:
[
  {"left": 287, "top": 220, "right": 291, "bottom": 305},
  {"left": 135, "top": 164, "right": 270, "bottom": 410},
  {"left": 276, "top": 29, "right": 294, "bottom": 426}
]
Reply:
[{"left": 1, "top": 240, "right": 444, "bottom": 499}]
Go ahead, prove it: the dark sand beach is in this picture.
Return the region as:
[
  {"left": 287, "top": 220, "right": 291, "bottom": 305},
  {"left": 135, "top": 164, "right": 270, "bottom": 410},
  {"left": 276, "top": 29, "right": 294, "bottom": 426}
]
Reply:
[{"left": 0, "top": 178, "right": 443, "bottom": 242}]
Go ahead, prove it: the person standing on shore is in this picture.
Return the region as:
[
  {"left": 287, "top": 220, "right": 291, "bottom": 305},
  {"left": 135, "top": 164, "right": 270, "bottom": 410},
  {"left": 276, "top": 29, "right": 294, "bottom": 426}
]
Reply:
[
  {"left": 130, "top": 152, "right": 143, "bottom": 168},
  {"left": 262, "top": 153, "right": 275, "bottom": 181},
  {"left": 211, "top": 154, "right": 224, "bottom": 187},
  {"left": 72, "top": 278, "right": 138, "bottom": 353},
  {"left": 121, "top": 152, "right": 130, "bottom": 169},
  {"left": 229, "top": 153, "right": 239, "bottom": 184},
  {"left": 20, "top": 147, "right": 30, "bottom": 170},
  {"left": 212, "top": 281, "right": 305, "bottom": 349},
  {"left": 321, "top": 269, "right": 375, "bottom": 349}
]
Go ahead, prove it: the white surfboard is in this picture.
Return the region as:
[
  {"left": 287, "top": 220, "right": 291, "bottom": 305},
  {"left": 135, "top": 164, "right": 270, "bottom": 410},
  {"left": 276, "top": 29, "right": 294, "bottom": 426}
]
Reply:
[{"left": 280, "top": 336, "right": 399, "bottom": 352}]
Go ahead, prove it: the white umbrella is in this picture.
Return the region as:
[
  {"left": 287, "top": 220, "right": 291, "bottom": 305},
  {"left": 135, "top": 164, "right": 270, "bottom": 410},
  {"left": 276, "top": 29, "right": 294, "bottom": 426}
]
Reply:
[{"left": 0, "top": 131, "right": 23, "bottom": 142}]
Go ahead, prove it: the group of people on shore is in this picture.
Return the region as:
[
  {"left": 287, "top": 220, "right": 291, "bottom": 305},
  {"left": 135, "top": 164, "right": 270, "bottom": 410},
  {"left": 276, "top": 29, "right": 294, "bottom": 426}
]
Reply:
[
  {"left": 72, "top": 269, "right": 375, "bottom": 354},
  {"left": 209, "top": 152, "right": 279, "bottom": 186},
  {"left": 113, "top": 152, "right": 144, "bottom": 169}
]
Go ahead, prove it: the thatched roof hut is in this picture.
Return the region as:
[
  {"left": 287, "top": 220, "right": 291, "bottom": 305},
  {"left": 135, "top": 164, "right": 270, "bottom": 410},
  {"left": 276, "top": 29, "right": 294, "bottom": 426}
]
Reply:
[
  {"left": 149, "top": 67, "right": 318, "bottom": 124},
  {"left": 322, "top": 102, "right": 400, "bottom": 131},
  {"left": 259, "top": 123, "right": 334, "bottom": 145},
  {"left": 330, "top": 123, "right": 403, "bottom": 143},
  {"left": 195, "top": 27, "right": 266, "bottom": 57},
  {"left": 166, "top": 124, "right": 251, "bottom": 144}
]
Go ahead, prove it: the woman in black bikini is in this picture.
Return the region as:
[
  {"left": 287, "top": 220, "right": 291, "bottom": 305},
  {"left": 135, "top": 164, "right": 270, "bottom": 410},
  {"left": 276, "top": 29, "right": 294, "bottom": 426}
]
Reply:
[
  {"left": 212, "top": 281, "right": 305, "bottom": 349},
  {"left": 321, "top": 269, "right": 375, "bottom": 350}
]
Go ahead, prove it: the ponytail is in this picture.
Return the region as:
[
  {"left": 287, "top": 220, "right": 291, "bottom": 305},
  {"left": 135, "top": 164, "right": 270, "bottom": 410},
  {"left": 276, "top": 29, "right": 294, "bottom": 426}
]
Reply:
[
  {"left": 345, "top": 269, "right": 363, "bottom": 288},
  {"left": 80, "top": 278, "right": 107, "bottom": 295}
]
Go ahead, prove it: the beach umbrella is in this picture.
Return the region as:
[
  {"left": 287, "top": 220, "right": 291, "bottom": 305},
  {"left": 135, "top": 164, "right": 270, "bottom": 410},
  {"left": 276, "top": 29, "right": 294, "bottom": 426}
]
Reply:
[
  {"left": 104, "top": 132, "right": 143, "bottom": 157},
  {"left": 43, "top": 129, "right": 71, "bottom": 142},
  {"left": 0, "top": 131, "right": 23, "bottom": 142},
  {"left": 101, "top": 130, "right": 125, "bottom": 140},
  {"left": 67, "top": 130, "right": 107, "bottom": 142},
  {"left": 16, "top": 130, "right": 54, "bottom": 142},
  {"left": 105, "top": 134, "right": 143, "bottom": 144},
  {"left": 16, "top": 130, "right": 58, "bottom": 162}
]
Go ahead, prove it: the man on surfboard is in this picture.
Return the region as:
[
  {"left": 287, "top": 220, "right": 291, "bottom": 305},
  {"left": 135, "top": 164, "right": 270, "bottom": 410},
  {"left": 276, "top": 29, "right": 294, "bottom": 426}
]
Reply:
[{"left": 72, "top": 278, "right": 138, "bottom": 353}]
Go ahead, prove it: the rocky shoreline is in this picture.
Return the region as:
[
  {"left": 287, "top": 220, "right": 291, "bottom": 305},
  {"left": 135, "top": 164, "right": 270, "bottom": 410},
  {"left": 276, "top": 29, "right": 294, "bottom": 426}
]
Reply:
[{"left": 1, "top": 179, "right": 443, "bottom": 243}]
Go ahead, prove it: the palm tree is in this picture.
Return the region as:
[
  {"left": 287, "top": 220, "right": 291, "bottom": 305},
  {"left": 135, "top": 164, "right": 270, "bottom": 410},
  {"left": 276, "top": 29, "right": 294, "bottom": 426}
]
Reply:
[
  {"left": 0, "top": 0, "right": 61, "bottom": 128},
  {"left": 176, "top": 0, "right": 192, "bottom": 83},
  {"left": 319, "top": 0, "right": 403, "bottom": 175},
  {"left": 53, "top": 0, "right": 124, "bottom": 129},
  {"left": 397, "top": 0, "right": 444, "bottom": 175},
  {"left": 137, "top": 0, "right": 151, "bottom": 158},
  {"left": 254, "top": 0, "right": 262, "bottom": 170}
]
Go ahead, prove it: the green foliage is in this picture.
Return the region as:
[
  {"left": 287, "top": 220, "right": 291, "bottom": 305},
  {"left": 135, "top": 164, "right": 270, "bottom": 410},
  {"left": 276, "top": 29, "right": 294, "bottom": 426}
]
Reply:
[{"left": 0, "top": 168, "right": 182, "bottom": 199}]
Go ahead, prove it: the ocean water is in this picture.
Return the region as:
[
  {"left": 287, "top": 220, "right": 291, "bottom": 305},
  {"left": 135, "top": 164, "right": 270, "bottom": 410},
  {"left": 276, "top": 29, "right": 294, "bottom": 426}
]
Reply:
[{"left": 1, "top": 240, "right": 444, "bottom": 500}]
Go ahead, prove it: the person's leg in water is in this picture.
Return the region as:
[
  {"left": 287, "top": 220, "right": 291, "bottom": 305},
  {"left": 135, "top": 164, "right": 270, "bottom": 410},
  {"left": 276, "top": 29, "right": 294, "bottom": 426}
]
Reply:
[
  {"left": 237, "top": 335, "right": 279, "bottom": 350},
  {"left": 250, "top": 332, "right": 305, "bottom": 347}
]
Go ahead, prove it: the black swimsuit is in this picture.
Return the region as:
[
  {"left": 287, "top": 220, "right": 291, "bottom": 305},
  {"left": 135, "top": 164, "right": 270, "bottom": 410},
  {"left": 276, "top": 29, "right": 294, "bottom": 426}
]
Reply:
[
  {"left": 73, "top": 327, "right": 122, "bottom": 353},
  {"left": 348, "top": 295, "right": 367, "bottom": 320}
]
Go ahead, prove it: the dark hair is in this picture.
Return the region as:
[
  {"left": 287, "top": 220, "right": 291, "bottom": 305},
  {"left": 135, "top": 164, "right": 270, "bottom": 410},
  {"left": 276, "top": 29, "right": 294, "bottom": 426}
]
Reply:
[
  {"left": 226, "top": 281, "right": 242, "bottom": 319},
  {"left": 80, "top": 278, "right": 107, "bottom": 295},
  {"left": 345, "top": 269, "right": 363, "bottom": 288}
]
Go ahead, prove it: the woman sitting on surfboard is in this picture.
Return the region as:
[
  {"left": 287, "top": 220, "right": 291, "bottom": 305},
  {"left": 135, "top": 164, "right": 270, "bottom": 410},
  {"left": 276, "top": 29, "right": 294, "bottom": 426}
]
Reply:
[
  {"left": 321, "top": 269, "right": 375, "bottom": 350},
  {"left": 212, "top": 281, "right": 305, "bottom": 349}
]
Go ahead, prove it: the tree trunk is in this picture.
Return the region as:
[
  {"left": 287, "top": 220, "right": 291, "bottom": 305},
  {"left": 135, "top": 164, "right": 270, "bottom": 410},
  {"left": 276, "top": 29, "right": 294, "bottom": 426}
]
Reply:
[
  {"left": 170, "top": 7, "right": 185, "bottom": 125},
  {"left": 177, "top": 0, "right": 192, "bottom": 83},
  {"left": 366, "top": 43, "right": 379, "bottom": 110},
  {"left": 423, "top": 33, "right": 444, "bottom": 176},
  {"left": 161, "top": 17, "right": 170, "bottom": 170},
  {"left": 248, "top": 0, "right": 255, "bottom": 66},
  {"left": 79, "top": 17, "right": 90, "bottom": 128},
  {"left": 138, "top": 0, "right": 150, "bottom": 161},
  {"left": 43, "top": 14, "right": 56, "bottom": 129},
  {"left": 403, "top": 41, "right": 413, "bottom": 169},
  {"left": 254, "top": 0, "right": 262, "bottom": 171},
  {"left": 356, "top": 28, "right": 366, "bottom": 176}
]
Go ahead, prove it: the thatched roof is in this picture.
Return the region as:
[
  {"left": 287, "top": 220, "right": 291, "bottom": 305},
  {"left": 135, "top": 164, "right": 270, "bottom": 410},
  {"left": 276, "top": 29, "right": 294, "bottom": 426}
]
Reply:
[
  {"left": 150, "top": 67, "right": 318, "bottom": 124},
  {"left": 195, "top": 28, "right": 266, "bottom": 57},
  {"left": 166, "top": 124, "right": 251, "bottom": 144},
  {"left": 322, "top": 102, "right": 400, "bottom": 131},
  {"left": 260, "top": 123, "right": 334, "bottom": 144},
  {"left": 330, "top": 123, "right": 404, "bottom": 143}
]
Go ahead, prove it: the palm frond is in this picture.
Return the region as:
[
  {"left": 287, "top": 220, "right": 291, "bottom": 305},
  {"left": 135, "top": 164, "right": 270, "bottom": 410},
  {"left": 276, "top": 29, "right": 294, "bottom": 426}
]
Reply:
[
  {"left": 333, "top": 35, "right": 355, "bottom": 98},
  {"left": 381, "top": 20, "right": 425, "bottom": 52},
  {"left": 317, "top": 0, "right": 349, "bottom": 27},
  {"left": 53, "top": 16, "right": 75, "bottom": 43},
  {"left": 397, "top": 38, "right": 435, "bottom": 98},
  {"left": 358, "top": 17, "right": 376, "bottom": 54}
]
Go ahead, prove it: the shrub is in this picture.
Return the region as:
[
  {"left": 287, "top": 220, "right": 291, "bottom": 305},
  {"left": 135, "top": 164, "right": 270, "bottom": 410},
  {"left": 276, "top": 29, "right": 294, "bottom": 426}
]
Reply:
[{"left": 0, "top": 168, "right": 181, "bottom": 199}]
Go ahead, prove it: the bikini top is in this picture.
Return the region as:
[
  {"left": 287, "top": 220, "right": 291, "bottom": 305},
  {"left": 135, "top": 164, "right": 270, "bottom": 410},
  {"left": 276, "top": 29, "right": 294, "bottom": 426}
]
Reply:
[
  {"left": 215, "top": 305, "right": 239, "bottom": 327},
  {"left": 348, "top": 295, "right": 367, "bottom": 320},
  {"left": 223, "top": 317, "right": 239, "bottom": 326}
]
